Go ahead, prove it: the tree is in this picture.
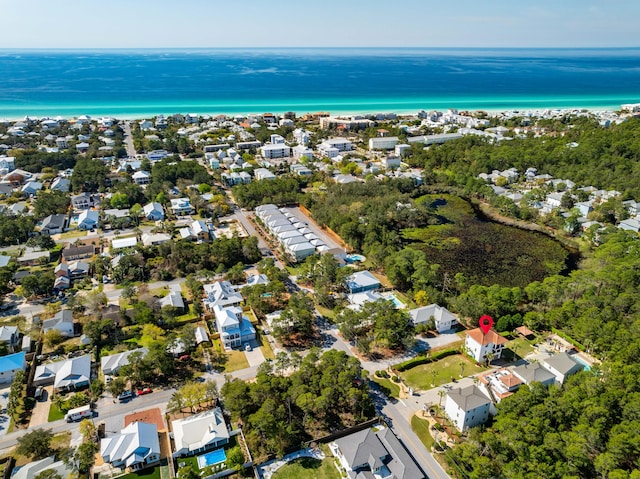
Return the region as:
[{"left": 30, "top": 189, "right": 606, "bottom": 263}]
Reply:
[
  {"left": 16, "top": 428, "right": 53, "bottom": 459},
  {"left": 43, "top": 329, "right": 64, "bottom": 349},
  {"left": 33, "top": 190, "right": 70, "bottom": 218},
  {"left": 74, "top": 442, "right": 99, "bottom": 473},
  {"left": 110, "top": 192, "right": 129, "bottom": 209},
  {"left": 34, "top": 471, "right": 62, "bottom": 479},
  {"left": 71, "top": 157, "right": 108, "bottom": 192},
  {"left": 83, "top": 289, "right": 108, "bottom": 316},
  {"left": 106, "top": 377, "right": 127, "bottom": 397},
  {"left": 79, "top": 419, "right": 97, "bottom": 442},
  {"left": 226, "top": 446, "right": 245, "bottom": 471}
]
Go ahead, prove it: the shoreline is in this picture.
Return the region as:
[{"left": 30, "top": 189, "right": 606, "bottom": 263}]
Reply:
[{"left": 0, "top": 101, "right": 631, "bottom": 122}]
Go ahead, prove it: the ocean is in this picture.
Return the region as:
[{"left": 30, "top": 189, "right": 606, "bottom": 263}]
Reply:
[{"left": 0, "top": 48, "right": 639, "bottom": 119}]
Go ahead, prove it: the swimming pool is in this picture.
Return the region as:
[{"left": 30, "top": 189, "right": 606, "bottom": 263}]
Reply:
[
  {"left": 197, "top": 448, "right": 227, "bottom": 469},
  {"left": 380, "top": 292, "right": 405, "bottom": 308},
  {"left": 345, "top": 254, "right": 366, "bottom": 264},
  {"left": 572, "top": 355, "right": 591, "bottom": 371}
]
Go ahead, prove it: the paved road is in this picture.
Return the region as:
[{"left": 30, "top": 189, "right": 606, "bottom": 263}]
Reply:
[
  {"left": 122, "top": 121, "right": 137, "bottom": 158},
  {"left": 319, "top": 322, "right": 451, "bottom": 479}
]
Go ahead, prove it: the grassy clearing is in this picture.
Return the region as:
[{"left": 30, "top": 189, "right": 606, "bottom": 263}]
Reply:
[
  {"left": 224, "top": 349, "right": 250, "bottom": 372},
  {"left": 58, "top": 230, "right": 88, "bottom": 239},
  {"left": 504, "top": 337, "right": 537, "bottom": 360},
  {"left": 411, "top": 414, "right": 435, "bottom": 451},
  {"left": 48, "top": 403, "right": 65, "bottom": 422},
  {"left": 272, "top": 448, "right": 341, "bottom": 479},
  {"left": 120, "top": 463, "right": 163, "bottom": 479},
  {"left": 257, "top": 332, "right": 275, "bottom": 360},
  {"left": 371, "top": 376, "right": 401, "bottom": 399},
  {"left": 400, "top": 354, "right": 489, "bottom": 390}
]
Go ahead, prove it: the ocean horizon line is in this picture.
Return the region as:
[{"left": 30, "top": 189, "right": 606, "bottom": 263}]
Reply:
[{"left": 2, "top": 46, "right": 640, "bottom": 53}]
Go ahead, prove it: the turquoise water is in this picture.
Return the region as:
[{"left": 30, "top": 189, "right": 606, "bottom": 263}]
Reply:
[
  {"left": 573, "top": 355, "right": 592, "bottom": 371},
  {"left": 1, "top": 48, "right": 639, "bottom": 118},
  {"left": 346, "top": 254, "right": 366, "bottom": 264},
  {"left": 197, "top": 448, "right": 227, "bottom": 468}
]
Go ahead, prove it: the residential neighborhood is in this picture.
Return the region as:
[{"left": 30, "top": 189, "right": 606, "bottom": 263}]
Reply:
[{"left": 0, "top": 106, "right": 628, "bottom": 479}]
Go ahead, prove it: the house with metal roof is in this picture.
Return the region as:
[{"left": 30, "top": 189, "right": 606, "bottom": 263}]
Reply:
[
  {"left": 345, "top": 271, "right": 381, "bottom": 294},
  {"left": 33, "top": 354, "right": 91, "bottom": 391},
  {"left": 171, "top": 407, "right": 230, "bottom": 457},
  {"left": 100, "top": 421, "right": 161, "bottom": 471},
  {"left": 101, "top": 348, "right": 149, "bottom": 376}
]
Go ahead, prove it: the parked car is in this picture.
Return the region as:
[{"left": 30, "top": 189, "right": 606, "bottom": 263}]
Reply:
[
  {"left": 136, "top": 387, "right": 152, "bottom": 396},
  {"left": 117, "top": 390, "right": 133, "bottom": 401},
  {"left": 245, "top": 344, "right": 252, "bottom": 352},
  {"left": 34, "top": 387, "right": 44, "bottom": 401}
]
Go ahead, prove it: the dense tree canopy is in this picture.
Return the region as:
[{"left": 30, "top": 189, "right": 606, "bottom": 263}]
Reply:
[{"left": 221, "top": 349, "right": 374, "bottom": 459}]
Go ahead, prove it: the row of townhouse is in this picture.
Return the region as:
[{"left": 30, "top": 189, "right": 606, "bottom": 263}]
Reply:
[{"left": 255, "top": 204, "right": 326, "bottom": 262}]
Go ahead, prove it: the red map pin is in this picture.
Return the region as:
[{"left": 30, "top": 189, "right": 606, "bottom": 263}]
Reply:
[{"left": 479, "top": 315, "right": 494, "bottom": 335}]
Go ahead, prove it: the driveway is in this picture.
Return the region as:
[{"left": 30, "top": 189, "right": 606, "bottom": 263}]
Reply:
[
  {"left": 28, "top": 385, "right": 52, "bottom": 429},
  {"left": 0, "top": 387, "right": 10, "bottom": 437},
  {"left": 245, "top": 343, "right": 266, "bottom": 367}
]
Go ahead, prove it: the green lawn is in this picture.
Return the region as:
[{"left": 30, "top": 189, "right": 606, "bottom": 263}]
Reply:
[
  {"left": 272, "top": 456, "right": 341, "bottom": 479},
  {"left": 372, "top": 376, "right": 401, "bottom": 399},
  {"left": 57, "top": 230, "right": 87, "bottom": 239},
  {"left": 504, "top": 337, "right": 537, "bottom": 361},
  {"left": 257, "top": 331, "right": 275, "bottom": 360},
  {"left": 120, "top": 467, "right": 160, "bottom": 479},
  {"left": 400, "top": 354, "right": 489, "bottom": 390},
  {"left": 411, "top": 414, "right": 435, "bottom": 451},
  {"left": 48, "top": 403, "right": 65, "bottom": 422},
  {"left": 224, "top": 349, "right": 250, "bottom": 372}
]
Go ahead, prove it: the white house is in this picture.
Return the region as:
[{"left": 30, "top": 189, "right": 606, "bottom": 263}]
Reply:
[
  {"left": 369, "top": 136, "right": 399, "bottom": 150},
  {"left": 33, "top": 355, "right": 91, "bottom": 391},
  {"left": 77, "top": 210, "right": 99, "bottom": 230},
  {"left": 464, "top": 327, "right": 508, "bottom": 363},
  {"left": 42, "top": 310, "right": 74, "bottom": 337},
  {"left": 143, "top": 202, "right": 165, "bottom": 221},
  {"left": 171, "top": 407, "right": 230, "bottom": 457},
  {"left": 203, "top": 281, "right": 243, "bottom": 311},
  {"left": 11, "top": 456, "right": 73, "bottom": 479},
  {"left": 213, "top": 304, "right": 255, "bottom": 350},
  {"left": 171, "top": 198, "right": 194, "bottom": 216},
  {"left": 132, "top": 170, "right": 151, "bottom": 185},
  {"left": 409, "top": 304, "right": 458, "bottom": 333},
  {"left": 0, "top": 325, "right": 20, "bottom": 352},
  {"left": 260, "top": 144, "right": 291, "bottom": 159},
  {"left": 111, "top": 237, "right": 138, "bottom": 250},
  {"left": 101, "top": 348, "right": 148, "bottom": 376},
  {"left": 541, "top": 352, "right": 584, "bottom": 385},
  {"left": 254, "top": 168, "right": 276, "bottom": 181},
  {"left": 445, "top": 385, "right": 492, "bottom": 431},
  {"left": 101, "top": 421, "right": 161, "bottom": 471}
]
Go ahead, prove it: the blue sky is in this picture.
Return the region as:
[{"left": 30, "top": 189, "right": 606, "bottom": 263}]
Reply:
[{"left": 1, "top": 0, "right": 638, "bottom": 48}]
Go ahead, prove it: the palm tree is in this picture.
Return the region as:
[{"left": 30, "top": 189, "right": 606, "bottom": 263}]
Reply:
[
  {"left": 438, "top": 389, "right": 445, "bottom": 406},
  {"left": 459, "top": 361, "right": 466, "bottom": 378},
  {"left": 431, "top": 370, "right": 437, "bottom": 387},
  {"left": 485, "top": 351, "right": 495, "bottom": 367}
]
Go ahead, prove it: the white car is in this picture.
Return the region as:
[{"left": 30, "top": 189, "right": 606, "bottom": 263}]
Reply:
[{"left": 244, "top": 344, "right": 252, "bottom": 352}]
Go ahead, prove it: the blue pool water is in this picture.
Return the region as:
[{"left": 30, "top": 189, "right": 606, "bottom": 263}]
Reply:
[
  {"left": 346, "top": 254, "right": 366, "bottom": 264},
  {"left": 381, "top": 293, "right": 404, "bottom": 308},
  {"left": 197, "top": 448, "right": 227, "bottom": 469},
  {"left": 572, "top": 355, "right": 592, "bottom": 371}
]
